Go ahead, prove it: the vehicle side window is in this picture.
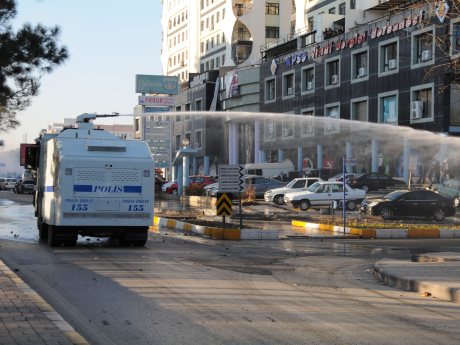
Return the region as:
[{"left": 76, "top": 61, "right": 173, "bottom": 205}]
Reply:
[
  {"left": 246, "top": 178, "right": 254, "bottom": 185},
  {"left": 332, "top": 184, "right": 344, "bottom": 192},
  {"left": 254, "top": 178, "right": 266, "bottom": 184},
  {"left": 292, "top": 180, "right": 304, "bottom": 188},
  {"left": 379, "top": 175, "right": 390, "bottom": 180}
]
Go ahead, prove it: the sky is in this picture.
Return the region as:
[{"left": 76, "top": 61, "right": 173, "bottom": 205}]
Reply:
[{"left": 1, "top": 0, "right": 163, "bottom": 151}]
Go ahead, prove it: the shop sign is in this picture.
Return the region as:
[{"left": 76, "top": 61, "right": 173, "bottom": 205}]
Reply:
[{"left": 282, "top": 10, "right": 425, "bottom": 69}]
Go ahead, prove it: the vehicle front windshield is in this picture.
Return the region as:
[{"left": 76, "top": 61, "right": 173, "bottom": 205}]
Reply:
[
  {"left": 307, "top": 182, "right": 321, "bottom": 192},
  {"left": 385, "top": 191, "right": 406, "bottom": 201}
]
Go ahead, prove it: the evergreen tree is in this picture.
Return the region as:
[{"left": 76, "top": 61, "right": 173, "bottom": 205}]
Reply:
[{"left": 0, "top": 0, "right": 68, "bottom": 131}]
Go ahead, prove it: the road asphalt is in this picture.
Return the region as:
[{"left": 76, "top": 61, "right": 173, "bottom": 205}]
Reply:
[{"left": 1, "top": 195, "right": 460, "bottom": 344}]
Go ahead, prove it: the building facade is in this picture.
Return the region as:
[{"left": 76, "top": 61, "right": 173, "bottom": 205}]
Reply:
[{"left": 257, "top": 0, "right": 460, "bottom": 178}]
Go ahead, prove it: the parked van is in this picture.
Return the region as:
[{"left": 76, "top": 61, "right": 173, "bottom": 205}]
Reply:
[{"left": 244, "top": 159, "right": 295, "bottom": 179}]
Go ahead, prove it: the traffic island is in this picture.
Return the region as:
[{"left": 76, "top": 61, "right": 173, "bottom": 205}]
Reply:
[
  {"left": 152, "top": 216, "right": 279, "bottom": 240},
  {"left": 292, "top": 219, "right": 460, "bottom": 239}
]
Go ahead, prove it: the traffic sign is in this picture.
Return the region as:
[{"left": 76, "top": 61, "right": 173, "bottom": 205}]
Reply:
[
  {"left": 218, "top": 164, "right": 245, "bottom": 193},
  {"left": 216, "top": 193, "right": 232, "bottom": 216}
]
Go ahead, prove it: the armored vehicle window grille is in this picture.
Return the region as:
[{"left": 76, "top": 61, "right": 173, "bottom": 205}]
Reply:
[
  {"left": 87, "top": 145, "right": 126, "bottom": 152},
  {"left": 75, "top": 170, "right": 106, "bottom": 181},
  {"left": 111, "top": 170, "right": 140, "bottom": 182}
]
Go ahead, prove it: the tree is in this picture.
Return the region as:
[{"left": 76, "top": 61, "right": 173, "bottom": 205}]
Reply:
[{"left": 0, "top": 0, "right": 68, "bottom": 132}]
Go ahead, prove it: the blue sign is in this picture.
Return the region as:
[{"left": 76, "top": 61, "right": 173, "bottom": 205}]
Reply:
[
  {"left": 144, "top": 106, "right": 170, "bottom": 113},
  {"left": 135, "top": 74, "right": 179, "bottom": 95}
]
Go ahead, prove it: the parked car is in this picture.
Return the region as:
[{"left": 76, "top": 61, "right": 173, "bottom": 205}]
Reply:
[
  {"left": 348, "top": 172, "right": 407, "bottom": 192},
  {"left": 19, "top": 180, "right": 36, "bottom": 194},
  {"left": 433, "top": 179, "right": 460, "bottom": 207},
  {"left": 284, "top": 181, "right": 366, "bottom": 211},
  {"left": 13, "top": 179, "right": 23, "bottom": 193},
  {"left": 360, "top": 189, "right": 455, "bottom": 221},
  {"left": 3, "top": 178, "right": 17, "bottom": 191},
  {"left": 162, "top": 180, "right": 176, "bottom": 192},
  {"left": 165, "top": 175, "right": 217, "bottom": 194},
  {"left": 207, "top": 175, "right": 286, "bottom": 199},
  {"left": 0, "top": 177, "right": 6, "bottom": 190},
  {"left": 264, "top": 177, "right": 321, "bottom": 205},
  {"left": 328, "top": 173, "right": 362, "bottom": 183}
]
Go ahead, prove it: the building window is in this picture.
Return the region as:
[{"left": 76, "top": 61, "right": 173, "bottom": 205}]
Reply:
[
  {"left": 211, "top": 59, "right": 215, "bottom": 69},
  {"left": 235, "top": 3, "right": 243, "bottom": 16},
  {"left": 378, "top": 91, "right": 398, "bottom": 124},
  {"left": 282, "top": 72, "right": 295, "bottom": 98},
  {"left": 265, "top": 3, "right": 280, "bottom": 15},
  {"left": 450, "top": 83, "right": 460, "bottom": 125},
  {"left": 194, "top": 131, "right": 202, "bottom": 148},
  {"left": 328, "top": 7, "right": 336, "bottom": 14},
  {"left": 324, "top": 103, "right": 340, "bottom": 133},
  {"left": 339, "top": 3, "right": 346, "bottom": 15},
  {"left": 282, "top": 118, "right": 294, "bottom": 138},
  {"left": 410, "top": 84, "right": 434, "bottom": 123},
  {"left": 265, "top": 78, "right": 276, "bottom": 102},
  {"left": 411, "top": 26, "right": 435, "bottom": 67},
  {"left": 185, "top": 103, "right": 191, "bottom": 111},
  {"left": 325, "top": 57, "right": 340, "bottom": 88},
  {"left": 379, "top": 38, "right": 399, "bottom": 76},
  {"left": 301, "top": 65, "right": 315, "bottom": 93},
  {"left": 195, "top": 99, "right": 202, "bottom": 111},
  {"left": 216, "top": 12, "right": 220, "bottom": 23},
  {"left": 264, "top": 119, "right": 275, "bottom": 140},
  {"left": 175, "top": 135, "right": 181, "bottom": 150},
  {"left": 216, "top": 56, "right": 220, "bottom": 68},
  {"left": 350, "top": 0, "right": 356, "bottom": 9},
  {"left": 308, "top": 17, "right": 314, "bottom": 32},
  {"left": 451, "top": 20, "right": 460, "bottom": 57},
  {"left": 300, "top": 109, "right": 315, "bottom": 137},
  {"left": 265, "top": 26, "right": 280, "bottom": 38},
  {"left": 351, "top": 47, "right": 368, "bottom": 82},
  {"left": 351, "top": 97, "right": 368, "bottom": 121}
]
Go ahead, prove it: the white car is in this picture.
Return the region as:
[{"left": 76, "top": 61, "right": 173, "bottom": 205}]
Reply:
[
  {"left": 284, "top": 181, "right": 366, "bottom": 211},
  {"left": 264, "top": 177, "right": 321, "bottom": 205},
  {"left": 3, "top": 178, "right": 17, "bottom": 191}
]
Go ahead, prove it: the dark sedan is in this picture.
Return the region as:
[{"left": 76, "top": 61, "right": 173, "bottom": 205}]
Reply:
[
  {"left": 349, "top": 172, "right": 407, "bottom": 192},
  {"left": 360, "top": 189, "right": 455, "bottom": 221}
]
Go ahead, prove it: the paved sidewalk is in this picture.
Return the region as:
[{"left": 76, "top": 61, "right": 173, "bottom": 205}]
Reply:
[
  {"left": 374, "top": 252, "right": 460, "bottom": 304},
  {"left": 0, "top": 260, "right": 89, "bottom": 345}
]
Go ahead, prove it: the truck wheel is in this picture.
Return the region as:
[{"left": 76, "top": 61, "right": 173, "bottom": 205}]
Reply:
[
  {"left": 37, "top": 218, "right": 48, "bottom": 240},
  {"left": 274, "top": 195, "right": 285, "bottom": 205},
  {"left": 48, "top": 225, "right": 61, "bottom": 247},
  {"left": 119, "top": 228, "right": 148, "bottom": 247}
]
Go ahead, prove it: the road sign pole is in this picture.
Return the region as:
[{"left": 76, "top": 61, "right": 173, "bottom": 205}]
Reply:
[
  {"left": 223, "top": 215, "right": 226, "bottom": 229},
  {"left": 239, "top": 192, "right": 243, "bottom": 229},
  {"left": 343, "top": 156, "right": 346, "bottom": 235}
]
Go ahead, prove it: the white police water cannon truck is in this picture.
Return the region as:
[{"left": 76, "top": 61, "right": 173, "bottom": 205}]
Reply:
[{"left": 25, "top": 113, "right": 155, "bottom": 247}]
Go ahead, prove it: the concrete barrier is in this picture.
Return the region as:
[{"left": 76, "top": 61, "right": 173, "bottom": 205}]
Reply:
[{"left": 152, "top": 216, "right": 279, "bottom": 240}]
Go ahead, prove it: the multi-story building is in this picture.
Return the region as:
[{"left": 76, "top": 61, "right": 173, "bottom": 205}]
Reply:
[
  {"left": 256, "top": 0, "right": 460, "bottom": 179},
  {"left": 160, "top": 0, "right": 294, "bottom": 176}
]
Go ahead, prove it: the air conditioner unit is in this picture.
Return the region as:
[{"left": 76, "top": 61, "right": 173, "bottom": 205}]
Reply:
[
  {"left": 287, "top": 87, "right": 293, "bottom": 95},
  {"left": 307, "top": 81, "right": 313, "bottom": 90},
  {"left": 388, "top": 59, "right": 397, "bottom": 70},
  {"left": 358, "top": 67, "right": 367, "bottom": 78},
  {"left": 421, "top": 50, "right": 432, "bottom": 62},
  {"left": 282, "top": 128, "right": 290, "bottom": 136},
  {"left": 331, "top": 75, "right": 339, "bottom": 84},
  {"left": 411, "top": 101, "right": 424, "bottom": 120}
]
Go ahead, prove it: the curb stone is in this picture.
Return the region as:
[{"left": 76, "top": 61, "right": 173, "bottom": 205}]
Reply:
[{"left": 153, "top": 216, "right": 279, "bottom": 240}]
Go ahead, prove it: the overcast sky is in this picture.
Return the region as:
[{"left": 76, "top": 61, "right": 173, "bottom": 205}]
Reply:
[{"left": 1, "top": 0, "right": 163, "bottom": 151}]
